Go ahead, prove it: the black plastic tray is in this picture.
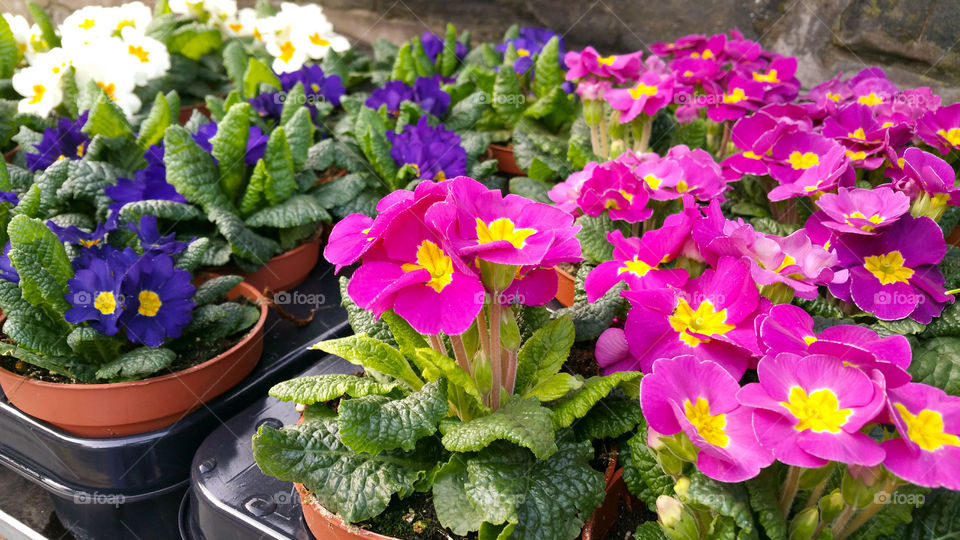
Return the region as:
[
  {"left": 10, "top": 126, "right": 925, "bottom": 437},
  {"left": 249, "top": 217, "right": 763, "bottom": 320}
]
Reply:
[
  {"left": 182, "top": 355, "right": 357, "bottom": 540},
  {"left": 0, "top": 261, "right": 350, "bottom": 540}
]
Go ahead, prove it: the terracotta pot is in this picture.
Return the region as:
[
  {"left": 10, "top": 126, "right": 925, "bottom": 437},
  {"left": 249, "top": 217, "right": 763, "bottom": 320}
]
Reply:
[
  {"left": 297, "top": 483, "right": 396, "bottom": 540},
  {"left": 948, "top": 225, "right": 960, "bottom": 247},
  {"left": 3, "top": 146, "right": 17, "bottom": 164},
  {"left": 0, "top": 282, "right": 267, "bottom": 437},
  {"left": 556, "top": 267, "right": 576, "bottom": 307},
  {"left": 582, "top": 464, "right": 633, "bottom": 540},
  {"left": 178, "top": 103, "right": 212, "bottom": 124},
  {"left": 236, "top": 238, "right": 321, "bottom": 293},
  {"left": 487, "top": 143, "right": 525, "bottom": 177}
]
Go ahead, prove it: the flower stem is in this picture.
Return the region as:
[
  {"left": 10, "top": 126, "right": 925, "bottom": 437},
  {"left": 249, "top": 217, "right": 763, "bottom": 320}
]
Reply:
[
  {"left": 503, "top": 347, "right": 518, "bottom": 397},
  {"left": 803, "top": 475, "right": 830, "bottom": 510},
  {"left": 835, "top": 479, "right": 898, "bottom": 540},
  {"left": 429, "top": 334, "right": 446, "bottom": 354},
  {"left": 717, "top": 121, "right": 731, "bottom": 159},
  {"left": 831, "top": 505, "right": 856, "bottom": 538},
  {"left": 489, "top": 300, "right": 503, "bottom": 410},
  {"left": 779, "top": 466, "right": 801, "bottom": 517},
  {"left": 633, "top": 118, "right": 652, "bottom": 153},
  {"left": 598, "top": 113, "right": 610, "bottom": 159},
  {"left": 477, "top": 307, "right": 491, "bottom": 360},
  {"left": 449, "top": 334, "right": 472, "bottom": 376},
  {"left": 631, "top": 221, "right": 641, "bottom": 238},
  {"left": 589, "top": 122, "right": 601, "bottom": 156}
]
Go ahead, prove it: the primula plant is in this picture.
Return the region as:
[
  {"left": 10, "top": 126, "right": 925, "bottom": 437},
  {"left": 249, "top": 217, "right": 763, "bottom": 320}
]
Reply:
[
  {"left": 253, "top": 176, "right": 645, "bottom": 539},
  {"left": 0, "top": 212, "right": 258, "bottom": 383}
]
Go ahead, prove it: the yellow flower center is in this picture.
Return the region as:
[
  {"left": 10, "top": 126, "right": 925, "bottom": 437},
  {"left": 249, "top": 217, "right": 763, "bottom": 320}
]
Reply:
[
  {"left": 116, "top": 18, "right": 135, "bottom": 32},
  {"left": 642, "top": 174, "right": 662, "bottom": 189},
  {"left": 78, "top": 238, "right": 101, "bottom": 248},
  {"left": 29, "top": 84, "right": 45, "bottom": 104},
  {"left": 846, "top": 149, "right": 867, "bottom": 161},
  {"left": 803, "top": 335, "right": 817, "bottom": 345},
  {"left": 309, "top": 33, "right": 329, "bottom": 46},
  {"left": 94, "top": 291, "right": 117, "bottom": 315},
  {"left": 97, "top": 81, "right": 117, "bottom": 101},
  {"left": 683, "top": 70, "right": 693, "bottom": 77},
  {"left": 684, "top": 397, "right": 729, "bottom": 447},
  {"left": 475, "top": 217, "right": 536, "bottom": 249},
  {"left": 128, "top": 44, "right": 150, "bottom": 63},
  {"left": 893, "top": 403, "right": 960, "bottom": 452},
  {"left": 516, "top": 48, "right": 530, "bottom": 57},
  {"left": 937, "top": 128, "right": 960, "bottom": 147},
  {"left": 229, "top": 23, "right": 243, "bottom": 32},
  {"left": 723, "top": 87, "right": 747, "bottom": 104},
  {"left": 691, "top": 49, "right": 715, "bottom": 59},
  {"left": 788, "top": 151, "right": 819, "bottom": 170},
  {"left": 742, "top": 150, "right": 763, "bottom": 160},
  {"left": 826, "top": 92, "right": 842, "bottom": 102},
  {"left": 668, "top": 298, "right": 734, "bottom": 347},
  {"left": 279, "top": 41, "right": 296, "bottom": 63},
  {"left": 775, "top": 253, "right": 796, "bottom": 273},
  {"left": 253, "top": 27, "right": 263, "bottom": 41},
  {"left": 857, "top": 92, "right": 883, "bottom": 106},
  {"left": 843, "top": 211, "right": 882, "bottom": 231},
  {"left": 77, "top": 142, "right": 85, "bottom": 157},
  {"left": 848, "top": 127, "right": 867, "bottom": 140},
  {"left": 864, "top": 251, "right": 913, "bottom": 285},
  {"left": 629, "top": 82, "right": 658, "bottom": 99},
  {"left": 676, "top": 180, "right": 689, "bottom": 192},
  {"left": 597, "top": 55, "right": 616, "bottom": 66},
  {"left": 752, "top": 69, "right": 780, "bottom": 83},
  {"left": 401, "top": 240, "right": 454, "bottom": 293},
  {"left": 618, "top": 257, "right": 654, "bottom": 277},
  {"left": 79, "top": 18, "right": 95, "bottom": 29},
  {"left": 310, "top": 83, "right": 320, "bottom": 93},
  {"left": 138, "top": 290, "right": 162, "bottom": 317},
  {"left": 782, "top": 387, "right": 851, "bottom": 432}
]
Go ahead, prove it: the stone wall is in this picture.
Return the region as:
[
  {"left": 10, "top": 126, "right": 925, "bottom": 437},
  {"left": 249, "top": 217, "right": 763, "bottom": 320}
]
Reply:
[{"left": 8, "top": 0, "right": 960, "bottom": 101}]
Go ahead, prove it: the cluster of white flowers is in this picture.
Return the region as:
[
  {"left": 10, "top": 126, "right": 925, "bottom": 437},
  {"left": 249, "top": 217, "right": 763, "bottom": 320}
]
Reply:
[
  {"left": 8, "top": 3, "right": 171, "bottom": 117},
  {"left": 174, "top": 0, "right": 349, "bottom": 74}
]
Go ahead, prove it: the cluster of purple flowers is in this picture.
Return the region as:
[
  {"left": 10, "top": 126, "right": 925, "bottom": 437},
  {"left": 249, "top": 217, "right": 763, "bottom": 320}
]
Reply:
[
  {"left": 365, "top": 76, "right": 451, "bottom": 118},
  {"left": 250, "top": 64, "right": 345, "bottom": 122}
]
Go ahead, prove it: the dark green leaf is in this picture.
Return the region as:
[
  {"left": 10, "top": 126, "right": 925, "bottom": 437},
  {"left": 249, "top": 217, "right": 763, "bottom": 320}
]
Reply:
[
  {"left": 269, "top": 374, "right": 398, "bottom": 404},
  {"left": 95, "top": 347, "right": 176, "bottom": 380},
  {"left": 311, "top": 333, "right": 423, "bottom": 391},
  {"left": 338, "top": 379, "right": 447, "bottom": 453},
  {"left": 441, "top": 397, "right": 557, "bottom": 458},
  {"left": 192, "top": 275, "right": 243, "bottom": 305},
  {"left": 164, "top": 126, "right": 232, "bottom": 210}
]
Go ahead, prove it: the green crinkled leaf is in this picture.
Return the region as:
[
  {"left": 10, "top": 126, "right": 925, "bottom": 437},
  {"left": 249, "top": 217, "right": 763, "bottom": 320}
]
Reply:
[
  {"left": 381, "top": 311, "right": 429, "bottom": 353},
  {"left": 27, "top": 2, "right": 60, "bottom": 48},
  {"left": 309, "top": 173, "right": 369, "bottom": 210},
  {"left": 118, "top": 200, "right": 204, "bottom": 223},
  {"left": 245, "top": 194, "right": 330, "bottom": 228},
  {"left": 356, "top": 107, "right": 399, "bottom": 188},
  {"left": 83, "top": 90, "right": 134, "bottom": 139},
  {"left": 908, "top": 337, "right": 960, "bottom": 395},
  {"left": 432, "top": 456, "right": 488, "bottom": 535},
  {"left": 548, "top": 371, "right": 643, "bottom": 429},
  {"left": 178, "top": 302, "right": 257, "bottom": 344},
  {"left": 192, "top": 275, "right": 243, "bottom": 305},
  {"left": 441, "top": 397, "right": 557, "bottom": 458},
  {"left": 66, "top": 327, "right": 123, "bottom": 363},
  {"left": 0, "top": 342, "right": 85, "bottom": 380},
  {"left": 3, "top": 313, "right": 72, "bottom": 357},
  {"left": 670, "top": 117, "right": 708, "bottom": 150},
  {"left": 269, "top": 374, "right": 399, "bottom": 404},
  {"left": 893, "top": 488, "right": 958, "bottom": 540},
  {"left": 847, "top": 484, "right": 928, "bottom": 540},
  {"left": 390, "top": 42, "right": 416, "bottom": 85},
  {"left": 338, "top": 276, "right": 395, "bottom": 346},
  {"left": 305, "top": 139, "right": 371, "bottom": 174},
  {"left": 137, "top": 92, "right": 171, "bottom": 151},
  {"left": 751, "top": 217, "right": 800, "bottom": 236},
  {"left": 238, "top": 160, "right": 267, "bottom": 216},
  {"left": 635, "top": 522, "right": 668, "bottom": 540},
  {"left": 871, "top": 317, "right": 926, "bottom": 337},
  {"left": 263, "top": 128, "right": 297, "bottom": 206},
  {"left": 923, "top": 301, "right": 960, "bottom": 338},
  {"left": 164, "top": 126, "right": 232, "bottom": 210},
  {"left": 508, "top": 176, "right": 552, "bottom": 204},
  {"left": 208, "top": 205, "right": 280, "bottom": 265},
  {"left": 95, "top": 347, "right": 176, "bottom": 380},
  {"left": 553, "top": 281, "right": 628, "bottom": 342},
  {"left": 168, "top": 23, "right": 222, "bottom": 60},
  {"left": 175, "top": 237, "right": 209, "bottom": 272},
  {"left": 940, "top": 246, "right": 960, "bottom": 290},
  {"left": 533, "top": 37, "right": 563, "bottom": 98},
  {"left": 745, "top": 468, "right": 787, "bottom": 540},
  {"left": 311, "top": 333, "right": 423, "bottom": 391},
  {"left": 577, "top": 213, "right": 629, "bottom": 265},
  {"left": 445, "top": 91, "right": 489, "bottom": 132},
  {"left": 492, "top": 52, "right": 525, "bottom": 123},
  {"left": 434, "top": 438, "right": 605, "bottom": 540},
  {"left": 243, "top": 56, "right": 280, "bottom": 98},
  {"left": 221, "top": 40, "right": 248, "bottom": 86},
  {"left": 572, "top": 394, "right": 644, "bottom": 441},
  {"left": 338, "top": 379, "right": 448, "bottom": 453},
  {"left": 284, "top": 108, "right": 314, "bottom": 172},
  {"left": 252, "top": 419, "right": 436, "bottom": 523},
  {"left": 211, "top": 102, "right": 250, "bottom": 202},
  {"left": 512, "top": 122, "right": 572, "bottom": 180},
  {"left": 515, "top": 316, "right": 575, "bottom": 397},
  {"left": 7, "top": 214, "right": 74, "bottom": 316},
  {"left": 0, "top": 17, "right": 18, "bottom": 79},
  {"left": 411, "top": 347, "right": 489, "bottom": 420},
  {"left": 31, "top": 157, "right": 70, "bottom": 218},
  {"left": 687, "top": 471, "right": 759, "bottom": 540}
]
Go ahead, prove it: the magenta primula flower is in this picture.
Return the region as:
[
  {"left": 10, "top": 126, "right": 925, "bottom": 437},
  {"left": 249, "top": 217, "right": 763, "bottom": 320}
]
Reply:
[
  {"left": 605, "top": 71, "right": 675, "bottom": 122},
  {"left": 640, "top": 355, "right": 774, "bottom": 482},
  {"left": 584, "top": 230, "right": 688, "bottom": 301},
  {"left": 705, "top": 76, "right": 765, "bottom": 122},
  {"left": 741, "top": 55, "right": 801, "bottom": 104},
  {"left": 630, "top": 155, "right": 685, "bottom": 201},
  {"left": 830, "top": 213, "right": 952, "bottom": 323},
  {"left": 757, "top": 304, "right": 913, "bottom": 388},
  {"left": 618, "top": 256, "right": 769, "bottom": 378},
  {"left": 564, "top": 47, "right": 643, "bottom": 83},
  {"left": 665, "top": 145, "right": 729, "bottom": 201},
  {"left": 738, "top": 353, "right": 886, "bottom": 467},
  {"left": 549, "top": 162, "right": 596, "bottom": 214},
  {"left": 917, "top": 103, "right": 960, "bottom": 155},
  {"left": 769, "top": 143, "right": 855, "bottom": 201},
  {"left": 574, "top": 78, "right": 613, "bottom": 101},
  {"left": 882, "top": 383, "right": 960, "bottom": 490},
  {"left": 821, "top": 103, "right": 912, "bottom": 168},
  {"left": 768, "top": 131, "right": 850, "bottom": 187},
  {"left": 577, "top": 161, "right": 652, "bottom": 223},
  {"left": 892, "top": 147, "right": 960, "bottom": 219},
  {"left": 815, "top": 187, "right": 910, "bottom": 235},
  {"left": 431, "top": 176, "right": 582, "bottom": 269},
  {"left": 650, "top": 34, "right": 708, "bottom": 57}
]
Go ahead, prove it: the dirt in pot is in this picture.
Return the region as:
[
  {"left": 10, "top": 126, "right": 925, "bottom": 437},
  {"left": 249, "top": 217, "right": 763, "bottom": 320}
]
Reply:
[
  {"left": 353, "top": 490, "right": 469, "bottom": 540},
  {"left": 558, "top": 262, "right": 580, "bottom": 276},
  {"left": 604, "top": 498, "right": 653, "bottom": 540},
  {"left": 564, "top": 341, "right": 602, "bottom": 379}
]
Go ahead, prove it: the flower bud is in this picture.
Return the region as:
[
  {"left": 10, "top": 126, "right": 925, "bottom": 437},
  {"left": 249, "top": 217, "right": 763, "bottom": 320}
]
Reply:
[
  {"left": 473, "top": 351, "right": 492, "bottom": 394},
  {"left": 759, "top": 282, "right": 796, "bottom": 304},
  {"left": 661, "top": 432, "right": 700, "bottom": 463},
  {"left": 674, "top": 477, "right": 690, "bottom": 501},
  {"left": 798, "top": 463, "right": 834, "bottom": 490},
  {"left": 818, "top": 489, "right": 845, "bottom": 523},
  {"left": 609, "top": 139, "right": 626, "bottom": 159},
  {"left": 842, "top": 465, "right": 883, "bottom": 508},
  {"left": 656, "top": 496, "right": 700, "bottom": 540},
  {"left": 789, "top": 507, "right": 819, "bottom": 540},
  {"left": 583, "top": 99, "right": 603, "bottom": 125},
  {"left": 910, "top": 191, "right": 949, "bottom": 221},
  {"left": 608, "top": 110, "right": 625, "bottom": 139},
  {"left": 498, "top": 306, "right": 521, "bottom": 351}
]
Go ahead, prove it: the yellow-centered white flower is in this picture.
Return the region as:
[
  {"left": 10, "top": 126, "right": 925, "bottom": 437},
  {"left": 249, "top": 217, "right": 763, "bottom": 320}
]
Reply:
[
  {"left": 12, "top": 65, "right": 63, "bottom": 116},
  {"left": 120, "top": 27, "right": 171, "bottom": 85},
  {"left": 60, "top": 6, "right": 117, "bottom": 48},
  {"left": 73, "top": 38, "right": 142, "bottom": 115}
]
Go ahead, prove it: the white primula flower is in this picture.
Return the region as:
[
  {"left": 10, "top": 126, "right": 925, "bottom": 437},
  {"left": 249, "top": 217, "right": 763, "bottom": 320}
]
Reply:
[
  {"left": 266, "top": 34, "right": 307, "bottom": 74},
  {"left": 293, "top": 24, "right": 349, "bottom": 60},
  {"left": 112, "top": 2, "right": 153, "bottom": 34},
  {"left": 73, "top": 38, "right": 141, "bottom": 116},
  {"left": 168, "top": 0, "right": 205, "bottom": 17},
  {"left": 204, "top": 0, "right": 237, "bottom": 25},
  {"left": 120, "top": 27, "right": 171, "bottom": 85},
  {"left": 12, "top": 65, "right": 63, "bottom": 116},
  {"left": 3, "top": 14, "right": 31, "bottom": 62},
  {"left": 31, "top": 48, "right": 73, "bottom": 79},
  {"left": 25, "top": 24, "right": 52, "bottom": 61},
  {"left": 61, "top": 6, "right": 118, "bottom": 48}
]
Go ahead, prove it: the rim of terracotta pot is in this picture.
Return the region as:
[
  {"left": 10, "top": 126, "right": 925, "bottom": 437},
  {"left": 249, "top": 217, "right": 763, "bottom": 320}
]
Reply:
[
  {"left": 296, "top": 483, "right": 398, "bottom": 540},
  {"left": 206, "top": 236, "right": 321, "bottom": 294},
  {"left": 487, "top": 143, "right": 526, "bottom": 176},
  {"left": 0, "top": 281, "right": 268, "bottom": 436},
  {"left": 556, "top": 266, "right": 576, "bottom": 307}
]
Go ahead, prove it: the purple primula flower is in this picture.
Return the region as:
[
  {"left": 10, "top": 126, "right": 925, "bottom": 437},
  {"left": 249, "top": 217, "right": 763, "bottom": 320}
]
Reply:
[
  {"left": 193, "top": 123, "right": 268, "bottom": 166},
  {"left": 64, "top": 247, "right": 133, "bottom": 335},
  {"left": 48, "top": 221, "right": 112, "bottom": 249},
  {"left": 106, "top": 145, "right": 187, "bottom": 212},
  {"left": 584, "top": 229, "right": 688, "bottom": 301},
  {"left": 741, "top": 54, "right": 801, "bottom": 104},
  {"left": 25, "top": 112, "right": 90, "bottom": 172},
  {"left": 0, "top": 242, "right": 18, "bottom": 283},
  {"left": 815, "top": 187, "right": 910, "bottom": 235},
  {"left": 738, "top": 352, "right": 887, "bottom": 468},
  {"left": 386, "top": 116, "right": 466, "bottom": 180},
  {"left": 120, "top": 254, "right": 196, "bottom": 347},
  {"left": 420, "top": 31, "right": 466, "bottom": 63},
  {"left": 128, "top": 216, "right": 186, "bottom": 256},
  {"left": 882, "top": 382, "right": 960, "bottom": 491},
  {"left": 412, "top": 76, "right": 451, "bottom": 117},
  {"left": 641, "top": 355, "right": 774, "bottom": 482},
  {"left": 768, "top": 131, "right": 848, "bottom": 186},
  {"left": 366, "top": 80, "right": 414, "bottom": 114},
  {"left": 917, "top": 103, "right": 960, "bottom": 155},
  {"left": 576, "top": 161, "right": 652, "bottom": 223},
  {"left": 830, "top": 213, "right": 952, "bottom": 323},
  {"left": 250, "top": 92, "right": 284, "bottom": 121},
  {"left": 278, "top": 64, "right": 345, "bottom": 106},
  {"left": 497, "top": 27, "right": 565, "bottom": 74}
]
